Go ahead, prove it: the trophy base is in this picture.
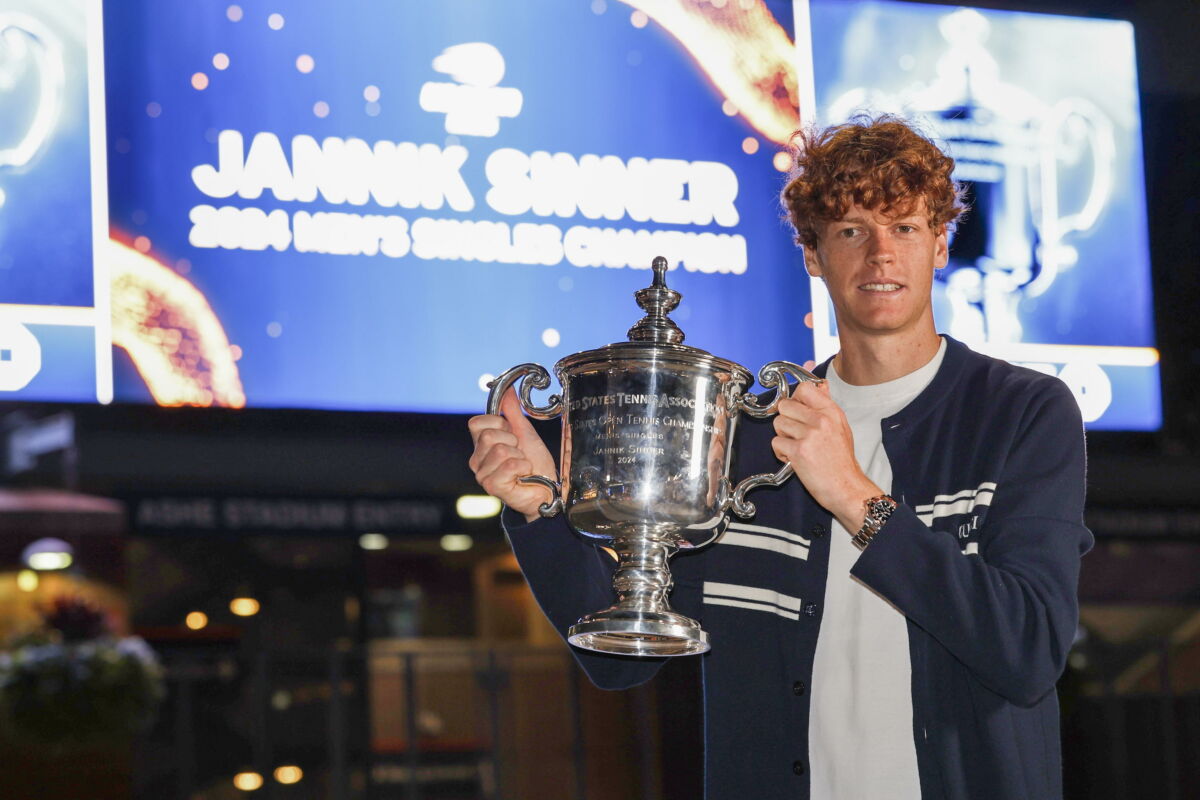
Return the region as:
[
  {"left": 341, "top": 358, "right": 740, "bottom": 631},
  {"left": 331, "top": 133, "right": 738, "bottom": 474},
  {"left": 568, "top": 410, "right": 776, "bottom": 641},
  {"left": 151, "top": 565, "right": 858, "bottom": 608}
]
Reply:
[{"left": 567, "top": 610, "right": 710, "bottom": 657}]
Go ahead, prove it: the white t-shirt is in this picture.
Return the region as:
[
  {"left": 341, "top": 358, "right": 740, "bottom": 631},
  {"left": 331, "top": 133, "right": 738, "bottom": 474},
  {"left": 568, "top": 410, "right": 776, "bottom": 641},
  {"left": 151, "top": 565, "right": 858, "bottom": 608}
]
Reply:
[{"left": 808, "top": 337, "right": 947, "bottom": 800}]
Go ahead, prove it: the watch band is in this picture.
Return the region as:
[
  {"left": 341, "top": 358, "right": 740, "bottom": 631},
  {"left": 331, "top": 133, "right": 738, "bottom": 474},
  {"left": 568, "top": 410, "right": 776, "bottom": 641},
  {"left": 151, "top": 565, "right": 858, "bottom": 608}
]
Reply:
[{"left": 851, "top": 494, "right": 897, "bottom": 551}]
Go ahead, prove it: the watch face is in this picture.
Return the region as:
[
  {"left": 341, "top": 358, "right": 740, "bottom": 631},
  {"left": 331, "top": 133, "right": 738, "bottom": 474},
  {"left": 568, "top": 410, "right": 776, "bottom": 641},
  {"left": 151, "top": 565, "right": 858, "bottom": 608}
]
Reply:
[
  {"left": 868, "top": 496, "right": 897, "bottom": 516},
  {"left": 854, "top": 496, "right": 897, "bottom": 550}
]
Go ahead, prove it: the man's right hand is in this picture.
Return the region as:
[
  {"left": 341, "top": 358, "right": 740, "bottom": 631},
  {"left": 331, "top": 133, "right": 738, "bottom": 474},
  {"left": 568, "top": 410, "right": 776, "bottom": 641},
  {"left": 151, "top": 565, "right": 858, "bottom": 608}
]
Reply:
[{"left": 467, "top": 388, "right": 558, "bottom": 523}]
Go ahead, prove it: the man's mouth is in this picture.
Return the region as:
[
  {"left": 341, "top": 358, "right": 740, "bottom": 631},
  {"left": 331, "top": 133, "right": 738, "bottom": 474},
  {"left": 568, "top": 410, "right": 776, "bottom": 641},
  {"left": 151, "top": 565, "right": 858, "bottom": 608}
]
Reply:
[{"left": 859, "top": 282, "right": 902, "bottom": 292}]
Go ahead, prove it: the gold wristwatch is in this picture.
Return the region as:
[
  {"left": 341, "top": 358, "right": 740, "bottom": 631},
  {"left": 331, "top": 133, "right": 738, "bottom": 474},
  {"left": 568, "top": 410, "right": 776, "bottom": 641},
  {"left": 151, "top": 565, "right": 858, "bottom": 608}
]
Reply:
[{"left": 851, "top": 495, "right": 897, "bottom": 551}]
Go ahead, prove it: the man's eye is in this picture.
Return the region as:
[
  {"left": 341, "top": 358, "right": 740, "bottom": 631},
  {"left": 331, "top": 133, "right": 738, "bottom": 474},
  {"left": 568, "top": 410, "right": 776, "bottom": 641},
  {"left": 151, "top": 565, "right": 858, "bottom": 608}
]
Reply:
[
  {"left": 897, "top": 224, "right": 916, "bottom": 233},
  {"left": 838, "top": 228, "right": 858, "bottom": 238}
]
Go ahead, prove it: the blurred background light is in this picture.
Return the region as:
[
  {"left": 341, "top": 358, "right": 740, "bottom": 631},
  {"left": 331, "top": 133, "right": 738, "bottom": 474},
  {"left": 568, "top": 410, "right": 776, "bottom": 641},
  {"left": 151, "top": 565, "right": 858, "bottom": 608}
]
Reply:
[
  {"left": 456, "top": 495, "right": 501, "bottom": 519},
  {"left": 270, "top": 689, "right": 292, "bottom": 710},
  {"left": 185, "top": 611, "right": 208, "bottom": 630},
  {"left": 16, "top": 569, "right": 39, "bottom": 592},
  {"left": 440, "top": 533, "right": 474, "bottom": 552},
  {"left": 274, "top": 765, "right": 303, "bottom": 784},
  {"left": 21, "top": 538, "right": 74, "bottom": 571},
  {"left": 358, "top": 532, "right": 389, "bottom": 550},
  {"left": 233, "top": 771, "right": 263, "bottom": 791},
  {"left": 229, "top": 597, "right": 260, "bottom": 617}
]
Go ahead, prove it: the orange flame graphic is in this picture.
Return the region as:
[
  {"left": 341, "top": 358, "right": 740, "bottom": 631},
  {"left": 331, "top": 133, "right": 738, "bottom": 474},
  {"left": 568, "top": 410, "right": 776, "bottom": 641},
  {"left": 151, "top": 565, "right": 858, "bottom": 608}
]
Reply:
[
  {"left": 618, "top": 0, "right": 800, "bottom": 145},
  {"left": 108, "top": 237, "right": 245, "bottom": 408}
]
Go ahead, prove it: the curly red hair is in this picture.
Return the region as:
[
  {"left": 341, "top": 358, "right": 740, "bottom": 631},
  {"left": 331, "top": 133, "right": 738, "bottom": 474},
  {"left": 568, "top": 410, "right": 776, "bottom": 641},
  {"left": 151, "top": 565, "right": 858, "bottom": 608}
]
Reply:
[{"left": 781, "top": 114, "right": 967, "bottom": 250}]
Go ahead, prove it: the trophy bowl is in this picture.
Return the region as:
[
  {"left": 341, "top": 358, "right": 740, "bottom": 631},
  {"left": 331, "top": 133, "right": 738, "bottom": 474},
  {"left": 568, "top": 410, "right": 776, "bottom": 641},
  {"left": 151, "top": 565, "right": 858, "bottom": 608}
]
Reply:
[{"left": 487, "top": 257, "right": 820, "bottom": 657}]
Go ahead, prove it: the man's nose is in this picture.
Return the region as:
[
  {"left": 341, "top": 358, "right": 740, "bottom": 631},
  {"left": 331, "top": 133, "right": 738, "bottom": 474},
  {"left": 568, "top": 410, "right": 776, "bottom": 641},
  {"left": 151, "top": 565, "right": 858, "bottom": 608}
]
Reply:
[{"left": 865, "top": 232, "right": 896, "bottom": 265}]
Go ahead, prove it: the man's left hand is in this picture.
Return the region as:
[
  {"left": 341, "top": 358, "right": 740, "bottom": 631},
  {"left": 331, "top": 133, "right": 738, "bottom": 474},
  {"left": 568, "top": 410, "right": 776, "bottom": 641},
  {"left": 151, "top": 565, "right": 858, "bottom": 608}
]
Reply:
[{"left": 771, "top": 381, "right": 883, "bottom": 534}]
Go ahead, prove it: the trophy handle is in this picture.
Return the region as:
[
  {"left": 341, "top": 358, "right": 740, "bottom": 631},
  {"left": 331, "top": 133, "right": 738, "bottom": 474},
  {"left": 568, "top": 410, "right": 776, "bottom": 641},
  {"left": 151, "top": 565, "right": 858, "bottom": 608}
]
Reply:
[
  {"left": 736, "top": 360, "right": 822, "bottom": 418},
  {"left": 729, "top": 360, "right": 823, "bottom": 518},
  {"left": 1026, "top": 97, "right": 1116, "bottom": 299},
  {"left": 0, "top": 18, "right": 64, "bottom": 171},
  {"left": 486, "top": 363, "right": 563, "bottom": 419},
  {"left": 486, "top": 364, "right": 566, "bottom": 518}
]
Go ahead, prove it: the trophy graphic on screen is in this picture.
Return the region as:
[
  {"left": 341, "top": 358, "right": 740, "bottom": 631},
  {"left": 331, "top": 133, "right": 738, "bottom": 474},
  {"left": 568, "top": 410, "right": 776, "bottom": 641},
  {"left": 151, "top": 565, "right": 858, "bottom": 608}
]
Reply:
[
  {"left": 0, "top": 13, "right": 63, "bottom": 393},
  {"left": 0, "top": 14, "right": 65, "bottom": 201},
  {"left": 916, "top": 9, "right": 1115, "bottom": 345},
  {"left": 826, "top": 7, "right": 1115, "bottom": 347},
  {"left": 486, "top": 257, "right": 819, "bottom": 657}
]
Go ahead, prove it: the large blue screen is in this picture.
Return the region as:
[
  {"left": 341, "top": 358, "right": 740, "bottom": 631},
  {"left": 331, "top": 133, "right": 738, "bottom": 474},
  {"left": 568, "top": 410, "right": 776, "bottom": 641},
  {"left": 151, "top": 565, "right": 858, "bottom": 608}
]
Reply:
[
  {"left": 101, "top": 0, "right": 811, "bottom": 413},
  {"left": 0, "top": 0, "right": 1161, "bottom": 431}
]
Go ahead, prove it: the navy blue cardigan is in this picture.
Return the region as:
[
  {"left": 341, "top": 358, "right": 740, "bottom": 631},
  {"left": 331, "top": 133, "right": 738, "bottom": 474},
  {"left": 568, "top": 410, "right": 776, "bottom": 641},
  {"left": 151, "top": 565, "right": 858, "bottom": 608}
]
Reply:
[{"left": 504, "top": 336, "right": 1093, "bottom": 799}]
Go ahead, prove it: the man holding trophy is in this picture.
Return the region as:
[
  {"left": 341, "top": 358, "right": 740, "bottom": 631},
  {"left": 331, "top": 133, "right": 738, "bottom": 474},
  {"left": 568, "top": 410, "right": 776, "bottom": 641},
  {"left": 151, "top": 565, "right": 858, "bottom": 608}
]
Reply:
[{"left": 468, "top": 115, "right": 1091, "bottom": 800}]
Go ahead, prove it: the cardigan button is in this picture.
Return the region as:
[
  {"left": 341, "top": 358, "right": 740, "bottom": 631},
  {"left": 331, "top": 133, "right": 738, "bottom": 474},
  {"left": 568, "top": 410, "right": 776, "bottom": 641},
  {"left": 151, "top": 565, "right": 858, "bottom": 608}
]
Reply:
[
  {"left": 792, "top": 680, "right": 806, "bottom": 696},
  {"left": 792, "top": 760, "right": 806, "bottom": 776},
  {"left": 804, "top": 602, "right": 818, "bottom": 617},
  {"left": 809, "top": 524, "right": 826, "bottom": 539}
]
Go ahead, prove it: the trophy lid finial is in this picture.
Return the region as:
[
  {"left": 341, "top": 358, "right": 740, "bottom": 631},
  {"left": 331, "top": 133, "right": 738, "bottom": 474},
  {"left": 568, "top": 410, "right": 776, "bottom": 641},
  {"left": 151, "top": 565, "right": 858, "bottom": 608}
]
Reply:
[
  {"left": 651, "top": 256, "right": 668, "bottom": 288},
  {"left": 628, "top": 255, "right": 684, "bottom": 345}
]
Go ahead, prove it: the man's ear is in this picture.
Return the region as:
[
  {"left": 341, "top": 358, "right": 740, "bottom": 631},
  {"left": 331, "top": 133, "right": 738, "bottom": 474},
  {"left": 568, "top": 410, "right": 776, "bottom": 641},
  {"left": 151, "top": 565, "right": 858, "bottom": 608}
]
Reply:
[
  {"left": 933, "top": 225, "right": 949, "bottom": 271},
  {"left": 803, "top": 245, "right": 824, "bottom": 278}
]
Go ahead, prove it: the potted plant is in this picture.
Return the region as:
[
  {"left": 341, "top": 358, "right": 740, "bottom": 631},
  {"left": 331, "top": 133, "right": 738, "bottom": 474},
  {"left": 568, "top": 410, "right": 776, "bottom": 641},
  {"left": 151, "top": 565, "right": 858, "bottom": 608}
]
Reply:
[{"left": 0, "top": 595, "right": 164, "bottom": 749}]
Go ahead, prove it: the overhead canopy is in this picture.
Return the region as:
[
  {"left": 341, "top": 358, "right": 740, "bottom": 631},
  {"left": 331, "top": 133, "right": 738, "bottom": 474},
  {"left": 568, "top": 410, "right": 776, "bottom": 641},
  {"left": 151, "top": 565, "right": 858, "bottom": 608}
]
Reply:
[{"left": 0, "top": 489, "right": 125, "bottom": 536}]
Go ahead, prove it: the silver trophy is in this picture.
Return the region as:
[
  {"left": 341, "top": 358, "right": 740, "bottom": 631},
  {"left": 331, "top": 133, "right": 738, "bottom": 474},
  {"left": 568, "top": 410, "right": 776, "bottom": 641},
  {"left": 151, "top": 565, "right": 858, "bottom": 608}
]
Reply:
[{"left": 487, "top": 257, "right": 820, "bottom": 657}]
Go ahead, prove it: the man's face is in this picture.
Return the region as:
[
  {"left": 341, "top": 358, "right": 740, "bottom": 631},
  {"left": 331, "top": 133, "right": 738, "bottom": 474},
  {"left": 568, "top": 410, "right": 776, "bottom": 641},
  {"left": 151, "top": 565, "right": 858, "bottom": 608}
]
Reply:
[{"left": 804, "top": 201, "right": 948, "bottom": 341}]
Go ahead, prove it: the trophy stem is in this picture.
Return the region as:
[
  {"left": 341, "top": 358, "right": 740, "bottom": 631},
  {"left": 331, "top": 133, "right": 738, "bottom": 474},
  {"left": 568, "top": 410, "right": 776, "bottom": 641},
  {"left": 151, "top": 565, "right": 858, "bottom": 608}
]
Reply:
[
  {"left": 612, "top": 535, "right": 675, "bottom": 612},
  {"left": 567, "top": 530, "right": 710, "bottom": 657}
]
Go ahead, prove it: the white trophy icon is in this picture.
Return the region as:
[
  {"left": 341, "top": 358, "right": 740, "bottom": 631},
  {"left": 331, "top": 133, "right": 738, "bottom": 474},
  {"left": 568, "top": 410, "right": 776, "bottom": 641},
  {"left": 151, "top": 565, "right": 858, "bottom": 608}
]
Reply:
[
  {"left": 0, "top": 13, "right": 65, "bottom": 393},
  {"left": 826, "top": 8, "right": 1115, "bottom": 347}
]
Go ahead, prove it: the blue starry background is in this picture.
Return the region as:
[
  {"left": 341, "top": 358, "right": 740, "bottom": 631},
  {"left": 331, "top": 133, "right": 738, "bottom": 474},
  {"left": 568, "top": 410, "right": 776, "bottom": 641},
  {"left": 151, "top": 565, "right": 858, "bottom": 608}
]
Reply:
[{"left": 103, "top": 0, "right": 810, "bottom": 413}]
